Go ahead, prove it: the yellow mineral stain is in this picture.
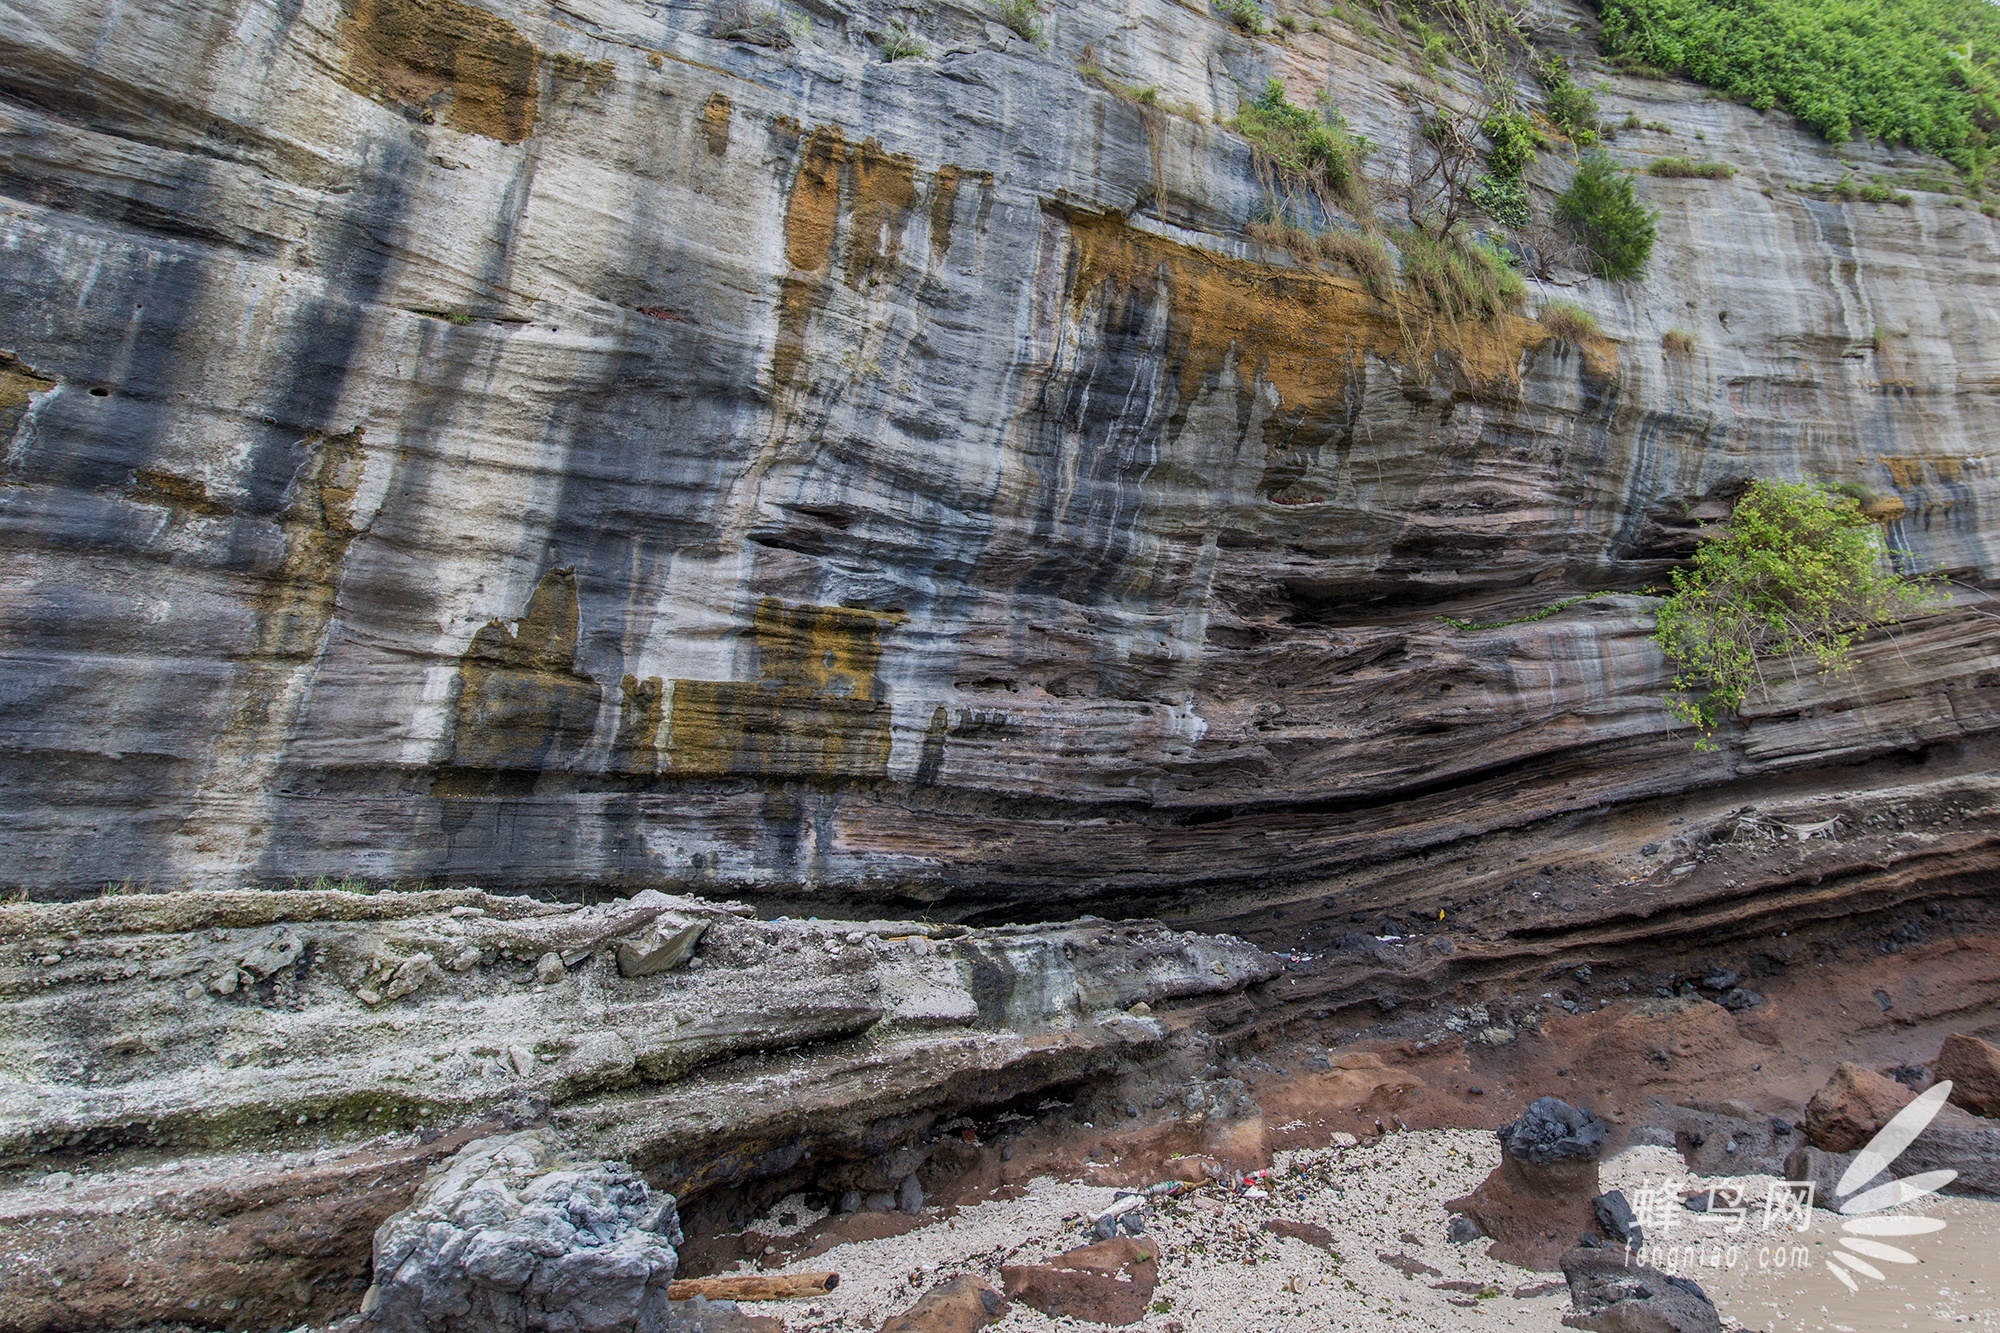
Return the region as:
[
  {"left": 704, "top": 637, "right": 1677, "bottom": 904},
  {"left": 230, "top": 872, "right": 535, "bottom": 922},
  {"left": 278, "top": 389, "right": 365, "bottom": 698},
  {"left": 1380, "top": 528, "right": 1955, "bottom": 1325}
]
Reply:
[
  {"left": 770, "top": 126, "right": 921, "bottom": 385},
  {"left": 773, "top": 125, "right": 847, "bottom": 388},
  {"left": 1878, "top": 453, "right": 1964, "bottom": 490},
  {"left": 168, "top": 427, "right": 371, "bottom": 863},
  {"left": 0, "top": 353, "right": 57, "bottom": 441},
  {"left": 128, "top": 468, "right": 234, "bottom": 518},
  {"left": 700, "top": 92, "right": 732, "bottom": 156},
  {"left": 842, "top": 138, "right": 919, "bottom": 289},
  {"left": 1880, "top": 455, "right": 1926, "bottom": 489},
  {"left": 445, "top": 567, "right": 602, "bottom": 775},
  {"left": 613, "top": 673, "right": 666, "bottom": 775},
  {"left": 1062, "top": 209, "right": 1554, "bottom": 413},
  {"left": 665, "top": 599, "right": 906, "bottom": 781},
  {"left": 1859, "top": 493, "right": 1906, "bottom": 523},
  {"left": 784, "top": 126, "right": 846, "bottom": 272},
  {"left": 338, "top": 0, "right": 611, "bottom": 143},
  {"left": 548, "top": 50, "right": 614, "bottom": 95},
  {"left": 929, "top": 164, "right": 962, "bottom": 261},
  {"left": 256, "top": 427, "right": 367, "bottom": 663}
]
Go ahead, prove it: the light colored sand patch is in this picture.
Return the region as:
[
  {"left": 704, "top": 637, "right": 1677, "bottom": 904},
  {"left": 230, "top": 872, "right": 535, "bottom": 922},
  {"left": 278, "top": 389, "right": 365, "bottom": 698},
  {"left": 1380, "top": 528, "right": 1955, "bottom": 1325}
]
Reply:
[
  {"left": 1601, "top": 1146, "right": 2000, "bottom": 1332},
  {"left": 732, "top": 1129, "right": 1582, "bottom": 1331}
]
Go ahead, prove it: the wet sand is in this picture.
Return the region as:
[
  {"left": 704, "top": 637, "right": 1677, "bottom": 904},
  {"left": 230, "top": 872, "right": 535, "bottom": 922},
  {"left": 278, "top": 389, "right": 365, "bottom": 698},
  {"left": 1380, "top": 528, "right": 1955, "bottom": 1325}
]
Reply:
[{"left": 1600, "top": 1145, "right": 2000, "bottom": 1332}]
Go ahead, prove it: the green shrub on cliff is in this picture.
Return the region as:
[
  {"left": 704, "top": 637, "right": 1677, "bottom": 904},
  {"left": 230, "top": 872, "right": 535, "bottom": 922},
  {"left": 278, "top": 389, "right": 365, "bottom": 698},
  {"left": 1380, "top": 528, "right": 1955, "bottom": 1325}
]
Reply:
[
  {"left": 1557, "top": 154, "right": 1657, "bottom": 279},
  {"left": 1598, "top": 0, "right": 2000, "bottom": 180},
  {"left": 1537, "top": 56, "right": 1600, "bottom": 144},
  {"left": 1653, "top": 480, "right": 1943, "bottom": 745},
  {"left": 1217, "top": 0, "right": 1270, "bottom": 34},
  {"left": 1235, "top": 78, "right": 1372, "bottom": 209}
]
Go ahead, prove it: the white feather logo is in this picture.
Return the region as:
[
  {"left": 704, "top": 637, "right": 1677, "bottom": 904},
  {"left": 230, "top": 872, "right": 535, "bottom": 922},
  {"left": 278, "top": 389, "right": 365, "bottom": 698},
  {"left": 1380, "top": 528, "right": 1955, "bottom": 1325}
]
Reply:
[{"left": 1825, "top": 1080, "right": 1956, "bottom": 1293}]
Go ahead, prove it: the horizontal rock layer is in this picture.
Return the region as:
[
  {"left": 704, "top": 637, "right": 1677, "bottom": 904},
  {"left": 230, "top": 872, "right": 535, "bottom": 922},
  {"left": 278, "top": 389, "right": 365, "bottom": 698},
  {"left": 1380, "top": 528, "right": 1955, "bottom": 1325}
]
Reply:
[
  {"left": 0, "top": 0, "right": 1995, "bottom": 908},
  {"left": 0, "top": 887, "right": 1277, "bottom": 1330}
]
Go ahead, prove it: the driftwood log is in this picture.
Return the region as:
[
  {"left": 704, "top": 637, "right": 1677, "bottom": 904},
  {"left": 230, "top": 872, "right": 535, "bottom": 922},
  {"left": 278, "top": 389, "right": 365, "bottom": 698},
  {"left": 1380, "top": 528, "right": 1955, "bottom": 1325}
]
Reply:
[{"left": 668, "top": 1272, "right": 841, "bottom": 1301}]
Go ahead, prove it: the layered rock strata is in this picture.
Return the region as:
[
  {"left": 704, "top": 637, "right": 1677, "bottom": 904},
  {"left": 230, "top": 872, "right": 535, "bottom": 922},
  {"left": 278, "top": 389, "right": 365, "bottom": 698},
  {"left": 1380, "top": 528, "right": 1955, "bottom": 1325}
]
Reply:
[
  {"left": 0, "top": 0, "right": 1994, "bottom": 907},
  {"left": 0, "top": 887, "right": 1275, "bottom": 1331}
]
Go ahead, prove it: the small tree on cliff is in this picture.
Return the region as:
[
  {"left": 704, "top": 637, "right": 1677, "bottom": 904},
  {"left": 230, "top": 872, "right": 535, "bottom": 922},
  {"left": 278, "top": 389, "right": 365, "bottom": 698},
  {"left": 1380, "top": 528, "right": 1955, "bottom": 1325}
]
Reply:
[
  {"left": 1653, "top": 479, "right": 1943, "bottom": 747},
  {"left": 1557, "top": 153, "right": 1655, "bottom": 280}
]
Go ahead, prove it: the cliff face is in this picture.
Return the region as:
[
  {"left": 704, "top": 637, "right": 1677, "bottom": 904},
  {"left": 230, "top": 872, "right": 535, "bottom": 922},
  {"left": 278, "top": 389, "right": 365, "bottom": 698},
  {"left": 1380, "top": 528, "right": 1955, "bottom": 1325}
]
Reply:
[{"left": 1, "top": 0, "right": 1995, "bottom": 906}]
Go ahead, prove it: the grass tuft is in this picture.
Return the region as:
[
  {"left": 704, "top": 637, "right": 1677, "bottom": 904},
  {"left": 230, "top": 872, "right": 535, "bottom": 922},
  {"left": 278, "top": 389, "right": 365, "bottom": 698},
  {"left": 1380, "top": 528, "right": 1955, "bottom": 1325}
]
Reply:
[
  {"left": 876, "top": 19, "right": 926, "bottom": 59},
  {"left": 1538, "top": 301, "right": 1600, "bottom": 342},
  {"left": 1319, "top": 229, "right": 1396, "bottom": 298},
  {"left": 1661, "top": 327, "right": 1697, "bottom": 356},
  {"left": 1649, "top": 156, "right": 1736, "bottom": 179},
  {"left": 996, "top": 0, "right": 1044, "bottom": 43},
  {"left": 1397, "top": 227, "right": 1526, "bottom": 321}
]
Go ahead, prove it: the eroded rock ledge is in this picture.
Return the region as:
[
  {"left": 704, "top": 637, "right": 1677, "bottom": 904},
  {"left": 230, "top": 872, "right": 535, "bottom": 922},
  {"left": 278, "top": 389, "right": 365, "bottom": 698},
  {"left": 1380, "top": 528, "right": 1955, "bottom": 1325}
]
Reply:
[{"left": 0, "top": 888, "right": 1276, "bottom": 1331}]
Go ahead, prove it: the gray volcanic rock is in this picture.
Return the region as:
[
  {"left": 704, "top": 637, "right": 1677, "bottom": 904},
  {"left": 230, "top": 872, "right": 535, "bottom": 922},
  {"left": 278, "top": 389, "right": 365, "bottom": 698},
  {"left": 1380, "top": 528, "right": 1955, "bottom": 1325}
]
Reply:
[
  {"left": 1560, "top": 1246, "right": 1721, "bottom": 1333},
  {"left": 0, "top": 0, "right": 1993, "bottom": 909},
  {"left": 1501, "top": 1097, "right": 1607, "bottom": 1165},
  {"left": 364, "top": 1130, "right": 680, "bottom": 1333}
]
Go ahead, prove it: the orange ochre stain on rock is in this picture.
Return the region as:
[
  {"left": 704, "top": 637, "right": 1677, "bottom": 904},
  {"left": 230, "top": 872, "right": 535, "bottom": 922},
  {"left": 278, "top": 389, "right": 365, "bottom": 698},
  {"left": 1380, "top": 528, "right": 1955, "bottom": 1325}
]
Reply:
[
  {"left": 929, "top": 164, "right": 963, "bottom": 261},
  {"left": 700, "top": 92, "right": 732, "bottom": 156},
  {"left": 771, "top": 126, "right": 925, "bottom": 388},
  {"left": 665, "top": 599, "right": 905, "bottom": 781},
  {"left": 337, "top": 0, "right": 609, "bottom": 143},
  {"left": 1880, "top": 453, "right": 1964, "bottom": 490},
  {"left": 1062, "top": 209, "right": 1560, "bottom": 412}
]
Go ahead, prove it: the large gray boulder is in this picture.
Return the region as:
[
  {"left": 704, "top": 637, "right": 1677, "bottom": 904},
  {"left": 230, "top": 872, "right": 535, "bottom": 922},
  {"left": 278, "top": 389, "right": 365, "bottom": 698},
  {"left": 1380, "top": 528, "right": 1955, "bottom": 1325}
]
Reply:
[
  {"left": 363, "top": 1130, "right": 681, "bottom": 1333},
  {"left": 1502, "top": 1097, "right": 1608, "bottom": 1165},
  {"left": 1560, "top": 1246, "right": 1721, "bottom": 1333}
]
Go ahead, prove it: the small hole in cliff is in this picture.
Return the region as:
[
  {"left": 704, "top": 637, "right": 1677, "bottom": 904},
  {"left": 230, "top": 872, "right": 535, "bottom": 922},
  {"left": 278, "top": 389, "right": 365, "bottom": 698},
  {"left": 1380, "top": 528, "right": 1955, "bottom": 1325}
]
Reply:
[{"left": 89, "top": 387, "right": 110, "bottom": 398}]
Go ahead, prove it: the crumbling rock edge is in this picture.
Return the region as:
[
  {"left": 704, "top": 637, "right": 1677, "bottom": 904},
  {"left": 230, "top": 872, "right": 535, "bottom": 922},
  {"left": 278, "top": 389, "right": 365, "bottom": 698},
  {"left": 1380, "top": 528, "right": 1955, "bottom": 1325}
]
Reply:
[{"left": 0, "top": 889, "right": 1276, "bottom": 1332}]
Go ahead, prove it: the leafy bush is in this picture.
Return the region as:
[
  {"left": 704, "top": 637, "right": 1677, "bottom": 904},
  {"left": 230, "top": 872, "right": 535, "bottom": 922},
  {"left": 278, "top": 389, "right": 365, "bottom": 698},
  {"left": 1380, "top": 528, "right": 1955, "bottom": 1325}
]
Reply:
[
  {"left": 1398, "top": 228, "right": 1525, "bottom": 320},
  {"left": 1661, "top": 327, "right": 1696, "bottom": 355},
  {"left": 1235, "top": 77, "right": 1371, "bottom": 207},
  {"left": 1653, "top": 479, "right": 1942, "bottom": 743},
  {"left": 1481, "top": 110, "right": 1542, "bottom": 178},
  {"left": 1537, "top": 301, "right": 1599, "bottom": 341},
  {"left": 1217, "top": 0, "right": 1270, "bottom": 34},
  {"left": 1557, "top": 153, "right": 1657, "bottom": 280},
  {"left": 1649, "top": 156, "right": 1736, "bottom": 178},
  {"left": 1856, "top": 180, "right": 1914, "bottom": 204},
  {"left": 1467, "top": 110, "right": 1542, "bottom": 228},
  {"left": 1598, "top": 0, "right": 2000, "bottom": 172},
  {"left": 1468, "top": 172, "right": 1532, "bottom": 227},
  {"left": 996, "top": 0, "right": 1044, "bottom": 42},
  {"left": 1537, "top": 56, "right": 1599, "bottom": 144}
]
